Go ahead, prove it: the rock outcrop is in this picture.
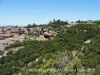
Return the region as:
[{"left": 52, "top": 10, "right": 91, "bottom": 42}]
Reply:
[
  {"left": 43, "top": 31, "right": 57, "bottom": 38},
  {"left": 85, "top": 39, "right": 91, "bottom": 44}
]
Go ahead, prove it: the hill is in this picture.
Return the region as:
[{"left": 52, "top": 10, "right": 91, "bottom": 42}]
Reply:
[{"left": 0, "top": 20, "right": 100, "bottom": 75}]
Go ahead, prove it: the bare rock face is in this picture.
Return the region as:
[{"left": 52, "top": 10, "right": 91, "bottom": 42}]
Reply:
[
  {"left": 0, "top": 28, "right": 3, "bottom": 32},
  {"left": 10, "top": 28, "right": 19, "bottom": 33},
  {"left": 3, "top": 51, "right": 8, "bottom": 56},
  {"left": 34, "top": 27, "right": 41, "bottom": 34},
  {"left": 28, "top": 28, "right": 36, "bottom": 34},
  {"left": 81, "top": 46, "right": 85, "bottom": 51},
  {"left": 0, "top": 55, "right": 2, "bottom": 58},
  {"left": 21, "top": 28, "right": 27, "bottom": 31},
  {"left": 85, "top": 39, "right": 91, "bottom": 44},
  {"left": 0, "top": 31, "right": 3, "bottom": 34},
  {"left": 43, "top": 31, "right": 57, "bottom": 38},
  {"left": 3, "top": 27, "right": 12, "bottom": 32},
  {"left": 43, "top": 28, "right": 48, "bottom": 32},
  {"left": 36, "top": 27, "right": 41, "bottom": 32},
  {"left": 72, "top": 50, "right": 76, "bottom": 57},
  {"left": 0, "top": 46, "right": 5, "bottom": 51},
  {"left": 0, "top": 34, "right": 11, "bottom": 37},
  {"left": 24, "top": 30, "right": 28, "bottom": 34},
  {"left": 36, "top": 58, "right": 39, "bottom": 62},
  {"left": 0, "top": 28, "right": 3, "bottom": 34},
  {"left": 44, "top": 32, "right": 52, "bottom": 37},
  {"left": 33, "top": 30, "right": 38, "bottom": 34},
  {"left": 49, "top": 31, "right": 57, "bottom": 37}
]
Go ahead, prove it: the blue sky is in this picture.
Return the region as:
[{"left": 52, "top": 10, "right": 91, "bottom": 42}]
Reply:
[{"left": 0, "top": 0, "right": 100, "bottom": 26}]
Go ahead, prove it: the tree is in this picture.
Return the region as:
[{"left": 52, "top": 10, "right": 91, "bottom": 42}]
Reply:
[
  {"left": 53, "top": 19, "right": 56, "bottom": 23},
  {"left": 57, "top": 19, "right": 60, "bottom": 22},
  {"left": 15, "top": 25, "right": 18, "bottom": 28},
  {"left": 76, "top": 20, "right": 81, "bottom": 23},
  {"left": 32, "top": 23, "right": 36, "bottom": 27},
  {"left": 66, "top": 20, "right": 68, "bottom": 24},
  {"left": 27, "top": 24, "right": 31, "bottom": 28},
  {"left": 49, "top": 21, "right": 52, "bottom": 24},
  {"left": 8, "top": 50, "right": 13, "bottom": 54},
  {"left": 18, "top": 30, "right": 22, "bottom": 35}
]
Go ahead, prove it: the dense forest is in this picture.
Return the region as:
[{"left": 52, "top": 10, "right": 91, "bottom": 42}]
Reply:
[{"left": 0, "top": 20, "right": 100, "bottom": 75}]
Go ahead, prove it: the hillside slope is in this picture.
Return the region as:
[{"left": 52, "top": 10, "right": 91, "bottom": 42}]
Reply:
[{"left": 0, "top": 22, "right": 100, "bottom": 75}]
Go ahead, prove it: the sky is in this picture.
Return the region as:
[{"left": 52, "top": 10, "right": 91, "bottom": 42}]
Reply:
[{"left": 0, "top": 0, "right": 100, "bottom": 26}]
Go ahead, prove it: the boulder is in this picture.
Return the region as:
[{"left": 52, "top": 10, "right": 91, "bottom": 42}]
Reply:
[
  {"left": 0, "top": 28, "right": 3, "bottom": 32},
  {"left": 44, "top": 32, "right": 52, "bottom": 37},
  {"left": 3, "top": 27, "right": 11, "bottom": 32},
  {"left": 43, "top": 28, "right": 48, "bottom": 32},
  {"left": 85, "top": 40, "right": 91, "bottom": 44},
  {"left": 0, "top": 46, "right": 4, "bottom": 51},
  {"left": 10, "top": 28, "right": 19, "bottom": 33},
  {"left": 49, "top": 31, "right": 57, "bottom": 37},
  {"left": 0, "top": 34, "right": 11, "bottom": 37},
  {"left": 43, "top": 30, "right": 57, "bottom": 38},
  {"left": 0, "top": 31, "right": 3, "bottom": 34}
]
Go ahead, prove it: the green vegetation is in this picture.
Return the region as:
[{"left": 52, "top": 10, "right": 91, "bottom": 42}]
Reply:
[
  {"left": 4, "top": 41, "right": 23, "bottom": 50},
  {"left": 93, "top": 20, "right": 100, "bottom": 24},
  {"left": 0, "top": 51, "right": 4, "bottom": 55},
  {"left": 26, "top": 19, "right": 68, "bottom": 30},
  {"left": 0, "top": 20, "right": 100, "bottom": 75}
]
